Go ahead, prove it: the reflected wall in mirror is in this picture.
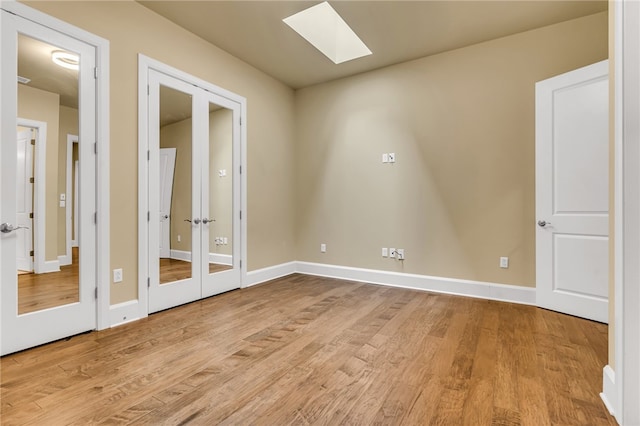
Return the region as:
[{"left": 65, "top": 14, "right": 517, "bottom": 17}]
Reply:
[
  {"left": 16, "top": 34, "right": 80, "bottom": 314},
  {"left": 208, "top": 104, "right": 233, "bottom": 275},
  {"left": 158, "top": 85, "right": 193, "bottom": 285}
]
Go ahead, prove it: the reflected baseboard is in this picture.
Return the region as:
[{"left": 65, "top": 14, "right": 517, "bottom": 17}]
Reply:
[
  {"left": 169, "top": 249, "right": 191, "bottom": 262},
  {"left": 36, "top": 260, "right": 60, "bottom": 274},
  {"left": 209, "top": 253, "right": 232, "bottom": 266},
  {"left": 58, "top": 254, "right": 72, "bottom": 267}
]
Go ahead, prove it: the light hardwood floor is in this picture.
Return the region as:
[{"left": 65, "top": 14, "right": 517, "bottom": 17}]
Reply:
[{"left": 1, "top": 274, "right": 614, "bottom": 425}]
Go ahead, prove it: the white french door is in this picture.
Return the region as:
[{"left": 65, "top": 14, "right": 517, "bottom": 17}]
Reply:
[
  {"left": 147, "top": 67, "right": 242, "bottom": 313},
  {"left": 1, "top": 10, "right": 97, "bottom": 355}
]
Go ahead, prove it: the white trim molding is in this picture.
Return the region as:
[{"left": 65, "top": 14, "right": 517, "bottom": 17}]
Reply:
[
  {"left": 601, "top": 365, "right": 616, "bottom": 416},
  {"left": 169, "top": 249, "right": 191, "bottom": 262},
  {"left": 240, "top": 261, "right": 535, "bottom": 306},
  {"left": 109, "top": 300, "right": 141, "bottom": 327},
  {"left": 244, "top": 261, "right": 297, "bottom": 288},
  {"left": 296, "top": 262, "right": 536, "bottom": 305}
]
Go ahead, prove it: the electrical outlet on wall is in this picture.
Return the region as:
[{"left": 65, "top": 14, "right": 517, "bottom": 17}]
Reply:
[
  {"left": 500, "top": 257, "right": 509, "bottom": 268},
  {"left": 113, "top": 268, "right": 123, "bottom": 283},
  {"left": 320, "top": 243, "right": 327, "bottom": 253},
  {"left": 396, "top": 248, "right": 405, "bottom": 260},
  {"left": 382, "top": 247, "right": 388, "bottom": 257}
]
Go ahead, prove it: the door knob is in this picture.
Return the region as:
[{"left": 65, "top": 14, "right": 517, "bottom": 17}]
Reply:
[
  {"left": 184, "top": 218, "right": 201, "bottom": 224},
  {"left": 163, "top": 215, "right": 169, "bottom": 219},
  {"left": 202, "top": 218, "right": 215, "bottom": 224},
  {"left": 537, "top": 220, "right": 551, "bottom": 227}
]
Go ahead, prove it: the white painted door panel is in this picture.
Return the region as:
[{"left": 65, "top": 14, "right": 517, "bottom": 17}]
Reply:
[{"left": 535, "top": 60, "right": 609, "bottom": 323}]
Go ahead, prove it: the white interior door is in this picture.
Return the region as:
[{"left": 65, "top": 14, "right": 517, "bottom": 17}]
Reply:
[
  {"left": 146, "top": 64, "right": 242, "bottom": 314},
  {"left": 148, "top": 70, "right": 201, "bottom": 313},
  {"left": 159, "top": 147, "right": 176, "bottom": 258},
  {"left": 535, "top": 60, "right": 609, "bottom": 323},
  {"left": 1, "top": 10, "right": 97, "bottom": 355},
  {"left": 201, "top": 91, "right": 242, "bottom": 297},
  {"left": 16, "top": 128, "right": 33, "bottom": 272}
]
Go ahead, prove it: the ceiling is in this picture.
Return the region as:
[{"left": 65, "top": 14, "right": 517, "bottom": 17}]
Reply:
[
  {"left": 15, "top": 1, "right": 607, "bottom": 111},
  {"left": 138, "top": 0, "right": 607, "bottom": 89}
]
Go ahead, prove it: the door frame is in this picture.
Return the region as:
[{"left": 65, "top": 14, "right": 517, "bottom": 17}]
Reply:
[
  {"left": 1, "top": 2, "right": 111, "bottom": 331},
  {"left": 138, "top": 54, "right": 247, "bottom": 319}
]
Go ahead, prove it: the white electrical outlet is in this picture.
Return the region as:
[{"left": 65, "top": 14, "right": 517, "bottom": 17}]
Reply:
[
  {"left": 223, "top": 237, "right": 228, "bottom": 245},
  {"left": 388, "top": 153, "right": 396, "bottom": 163},
  {"left": 382, "top": 153, "right": 389, "bottom": 163},
  {"left": 320, "top": 243, "right": 326, "bottom": 253},
  {"left": 382, "top": 247, "right": 388, "bottom": 257},
  {"left": 390, "top": 248, "right": 396, "bottom": 259},
  {"left": 500, "top": 257, "right": 509, "bottom": 268},
  {"left": 113, "top": 268, "right": 123, "bottom": 283},
  {"left": 396, "top": 248, "right": 405, "bottom": 260},
  {"left": 177, "top": 235, "right": 181, "bottom": 243}
]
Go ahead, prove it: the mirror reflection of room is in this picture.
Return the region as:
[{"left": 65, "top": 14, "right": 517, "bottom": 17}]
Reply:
[
  {"left": 157, "top": 86, "right": 233, "bottom": 285},
  {"left": 207, "top": 102, "right": 233, "bottom": 276},
  {"left": 16, "top": 34, "right": 80, "bottom": 314}
]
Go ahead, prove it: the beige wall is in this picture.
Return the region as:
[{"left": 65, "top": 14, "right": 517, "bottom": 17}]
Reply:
[
  {"left": 57, "top": 105, "right": 78, "bottom": 256},
  {"left": 26, "top": 1, "right": 297, "bottom": 304},
  {"left": 295, "top": 12, "right": 608, "bottom": 287},
  {"left": 17, "top": 84, "right": 60, "bottom": 263}
]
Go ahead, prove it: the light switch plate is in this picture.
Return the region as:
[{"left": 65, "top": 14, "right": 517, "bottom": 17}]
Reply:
[{"left": 388, "top": 153, "right": 396, "bottom": 163}]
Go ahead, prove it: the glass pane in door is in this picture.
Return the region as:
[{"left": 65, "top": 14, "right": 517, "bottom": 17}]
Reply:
[
  {"left": 159, "top": 84, "right": 193, "bottom": 284},
  {"left": 207, "top": 103, "right": 234, "bottom": 275},
  {"left": 17, "top": 34, "right": 80, "bottom": 314}
]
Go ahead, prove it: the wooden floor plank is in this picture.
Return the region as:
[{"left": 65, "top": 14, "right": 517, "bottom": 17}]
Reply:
[{"left": 1, "top": 274, "right": 616, "bottom": 425}]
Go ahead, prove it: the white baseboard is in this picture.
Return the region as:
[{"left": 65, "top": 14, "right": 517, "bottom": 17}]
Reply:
[
  {"left": 170, "top": 249, "right": 191, "bottom": 262},
  {"left": 209, "top": 252, "right": 232, "bottom": 266},
  {"left": 58, "top": 254, "right": 71, "bottom": 267},
  {"left": 600, "top": 365, "right": 617, "bottom": 418},
  {"left": 244, "top": 261, "right": 297, "bottom": 288},
  {"left": 109, "top": 300, "right": 141, "bottom": 327},
  {"left": 38, "top": 260, "right": 60, "bottom": 274},
  {"left": 295, "top": 262, "right": 536, "bottom": 305}
]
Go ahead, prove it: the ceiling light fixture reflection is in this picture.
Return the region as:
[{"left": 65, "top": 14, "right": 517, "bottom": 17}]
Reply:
[
  {"left": 51, "top": 50, "right": 79, "bottom": 70},
  {"left": 283, "top": 1, "right": 372, "bottom": 64}
]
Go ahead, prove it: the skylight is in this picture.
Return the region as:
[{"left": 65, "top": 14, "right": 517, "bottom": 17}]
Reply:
[{"left": 283, "top": 1, "right": 372, "bottom": 65}]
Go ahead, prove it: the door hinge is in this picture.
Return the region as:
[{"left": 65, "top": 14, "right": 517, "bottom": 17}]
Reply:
[
  {"left": 95, "top": 287, "right": 98, "bottom": 299},
  {"left": 147, "top": 211, "right": 150, "bottom": 222},
  {"left": 148, "top": 150, "right": 150, "bottom": 161},
  {"left": 94, "top": 67, "right": 98, "bottom": 79},
  {"left": 240, "top": 116, "right": 242, "bottom": 126},
  {"left": 29, "top": 177, "right": 34, "bottom": 183},
  {"left": 240, "top": 259, "right": 242, "bottom": 268},
  {"left": 29, "top": 212, "right": 33, "bottom": 219},
  {"left": 30, "top": 139, "right": 36, "bottom": 146},
  {"left": 94, "top": 212, "right": 98, "bottom": 224},
  {"left": 147, "top": 277, "right": 150, "bottom": 288},
  {"left": 147, "top": 85, "right": 150, "bottom": 95},
  {"left": 30, "top": 250, "right": 34, "bottom": 257},
  {"left": 239, "top": 165, "right": 242, "bottom": 174},
  {"left": 94, "top": 142, "right": 98, "bottom": 154},
  {"left": 239, "top": 210, "right": 242, "bottom": 220}
]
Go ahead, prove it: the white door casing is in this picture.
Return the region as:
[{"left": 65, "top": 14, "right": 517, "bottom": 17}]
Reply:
[
  {"left": 535, "top": 60, "right": 609, "bottom": 323},
  {"left": 1, "top": 8, "right": 98, "bottom": 355},
  {"left": 159, "top": 148, "right": 176, "bottom": 258},
  {"left": 16, "top": 129, "right": 33, "bottom": 272}
]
